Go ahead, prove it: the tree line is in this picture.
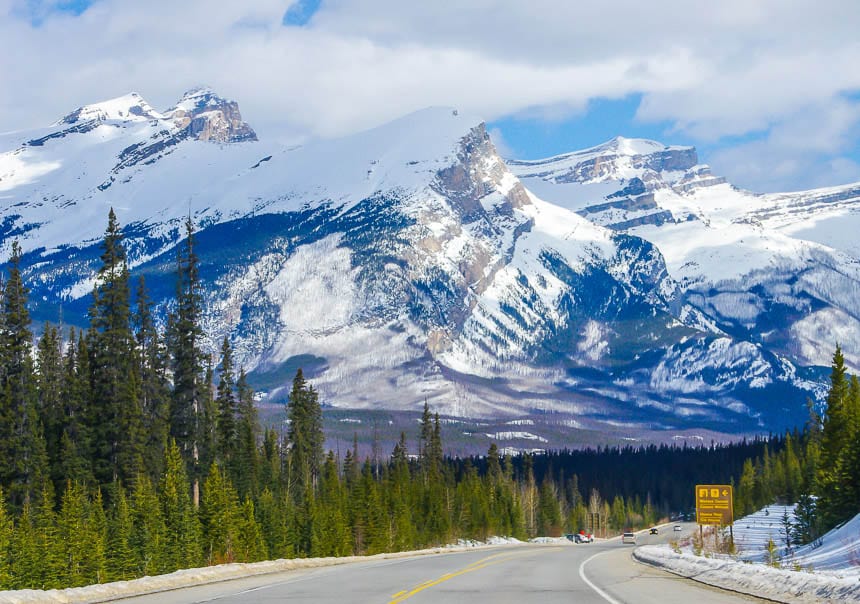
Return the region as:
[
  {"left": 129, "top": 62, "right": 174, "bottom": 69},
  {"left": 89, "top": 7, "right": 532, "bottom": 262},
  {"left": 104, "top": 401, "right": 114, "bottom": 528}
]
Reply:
[
  {"left": 0, "top": 209, "right": 810, "bottom": 590},
  {"left": 733, "top": 345, "right": 860, "bottom": 546}
]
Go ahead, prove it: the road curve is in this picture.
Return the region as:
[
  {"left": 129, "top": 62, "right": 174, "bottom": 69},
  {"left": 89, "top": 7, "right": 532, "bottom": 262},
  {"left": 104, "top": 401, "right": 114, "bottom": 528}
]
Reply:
[{"left": 115, "top": 533, "right": 770, "bottom": 604}]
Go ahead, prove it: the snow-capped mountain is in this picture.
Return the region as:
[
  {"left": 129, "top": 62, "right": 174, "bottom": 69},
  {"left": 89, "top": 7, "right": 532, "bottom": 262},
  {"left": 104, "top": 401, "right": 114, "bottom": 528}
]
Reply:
[
  {"left": 0, "top": 90, "right": 838, "bottom": 438},
  {"left": 510, "top": 138, "right": 860, "bottom": 374}
]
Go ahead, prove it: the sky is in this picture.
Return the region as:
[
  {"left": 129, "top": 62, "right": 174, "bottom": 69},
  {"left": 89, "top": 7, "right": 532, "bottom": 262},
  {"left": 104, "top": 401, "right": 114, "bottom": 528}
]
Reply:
[{"left": 2, "top": 0, "right": 860, "bottom": 193}]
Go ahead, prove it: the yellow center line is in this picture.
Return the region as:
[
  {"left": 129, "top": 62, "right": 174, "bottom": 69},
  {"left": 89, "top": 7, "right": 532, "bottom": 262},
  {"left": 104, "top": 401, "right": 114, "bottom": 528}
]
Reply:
[{"left": 388, "top": 548, "right": 561, "bottom": 603}]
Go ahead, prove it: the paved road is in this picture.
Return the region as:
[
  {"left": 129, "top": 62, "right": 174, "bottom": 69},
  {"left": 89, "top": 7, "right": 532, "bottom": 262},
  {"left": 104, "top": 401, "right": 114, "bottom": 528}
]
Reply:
[{"left": 116, "top": 526, "right": 769, "bottom": 604}]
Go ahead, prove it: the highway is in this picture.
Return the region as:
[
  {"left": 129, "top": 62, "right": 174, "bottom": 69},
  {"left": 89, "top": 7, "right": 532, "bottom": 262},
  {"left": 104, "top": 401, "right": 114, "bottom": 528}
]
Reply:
[{"left": 116, "top": 527, "right": 769, "bottom": 604}]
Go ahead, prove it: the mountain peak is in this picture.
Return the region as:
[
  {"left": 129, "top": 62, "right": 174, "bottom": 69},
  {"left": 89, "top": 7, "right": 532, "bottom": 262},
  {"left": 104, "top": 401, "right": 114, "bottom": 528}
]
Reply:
[
  {"left": 57, "top": 92, "right": 161, "bottom": 125},
  {"left": 593, "top": 136, "right": 689, "bottom": 157},
  {"left": 166, "top": 86, "right": 257, "bottom": 143}
]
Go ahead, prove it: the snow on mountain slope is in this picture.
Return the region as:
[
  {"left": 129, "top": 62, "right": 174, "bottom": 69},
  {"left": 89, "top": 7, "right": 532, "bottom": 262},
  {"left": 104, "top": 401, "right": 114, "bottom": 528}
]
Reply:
[
  {"left": 512, "top": 138, "right": 860, "bottom": 373},
  {"left": 0, "top": 94, "right": 824, "bottom": 433}
]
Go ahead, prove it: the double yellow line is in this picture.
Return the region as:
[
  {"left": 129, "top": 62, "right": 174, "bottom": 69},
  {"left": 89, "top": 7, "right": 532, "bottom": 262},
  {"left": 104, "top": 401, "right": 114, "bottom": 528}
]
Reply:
[{"left": 388, "top": 548, "right": 559, "bottom": 603}]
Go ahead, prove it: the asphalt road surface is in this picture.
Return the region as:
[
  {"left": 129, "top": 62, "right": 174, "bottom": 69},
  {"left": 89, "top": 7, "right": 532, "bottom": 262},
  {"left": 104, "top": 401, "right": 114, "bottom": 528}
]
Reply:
[{"left": 116, "top": 525, "right": 770, "bottom": 604}]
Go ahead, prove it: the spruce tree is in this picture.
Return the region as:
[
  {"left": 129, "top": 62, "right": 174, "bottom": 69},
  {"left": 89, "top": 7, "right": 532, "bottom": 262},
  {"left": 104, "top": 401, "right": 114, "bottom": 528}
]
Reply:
[
  {"left": 134, "top": 277, "right": 171, "bottom": 480},
  {"left": 106, "top": 484, "right": 138, "bottom": 581},
  {"left": 200, "top": 463, "right": 240, "bottom": 564},
  {"left": 234, "top": 369, "right": 259, "bottom": 499},
  {"left": 59, "top": 330, "right": 93, "bottom": 486},
  {"left": 286, "top": 369, "right": 323, "bottom": 494},
  {"left": 0, "top": 241, "right": 48, "bottom": 506},
  {"left": 159, "top": 440, "right": 202, "bottom": 572},
  {"left": 215, "top": 337, "right": 237, "bottom": 469},
  {"left": 129, "top": 474, "right": 166, "bottom": 576},
  {"left": 36, "top": 324, "right": 64, "bottom": 488},
  {"left": 0, "top": 487, "right": 11, "bottom": 588},
  {"left": 89, "top": 209, "right": 144, "bottom": 486},
  {"left": 168, "top": 218, "right": 206, "bottom": 506}
]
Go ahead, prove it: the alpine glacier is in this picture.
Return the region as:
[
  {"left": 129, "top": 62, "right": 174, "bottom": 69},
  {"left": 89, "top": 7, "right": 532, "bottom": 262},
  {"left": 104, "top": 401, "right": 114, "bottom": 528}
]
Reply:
[{"left": 0, "top": 88, "right": 849, "bottom": 439}]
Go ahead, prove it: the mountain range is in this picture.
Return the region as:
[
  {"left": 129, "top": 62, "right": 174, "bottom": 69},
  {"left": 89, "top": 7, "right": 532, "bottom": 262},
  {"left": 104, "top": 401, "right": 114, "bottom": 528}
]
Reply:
[{"left": 2, "top": 87, "right": 858, "bottom": 445}]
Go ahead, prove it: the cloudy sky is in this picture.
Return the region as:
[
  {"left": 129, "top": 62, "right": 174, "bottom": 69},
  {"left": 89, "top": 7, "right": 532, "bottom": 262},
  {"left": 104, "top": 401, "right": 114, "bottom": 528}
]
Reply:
[{"left": 2, "top": 0, "right": 859, "bottom": 192}]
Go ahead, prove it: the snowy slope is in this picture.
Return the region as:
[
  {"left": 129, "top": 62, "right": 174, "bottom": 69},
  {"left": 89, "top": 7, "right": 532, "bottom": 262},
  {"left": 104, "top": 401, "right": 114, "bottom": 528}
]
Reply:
[
  {"left": 636, "top": 506, "right": 860, "bottom": 603},
  {"left": 511, "top": 138, "right": 860, "bottom": 374},
  {"left": 0, "top": 92, "right": 829, "bottom": 433}
]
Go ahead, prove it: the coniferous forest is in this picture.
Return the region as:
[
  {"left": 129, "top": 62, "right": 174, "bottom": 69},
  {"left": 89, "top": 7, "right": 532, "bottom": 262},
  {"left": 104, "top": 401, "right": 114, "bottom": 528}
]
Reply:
[
  {"left": 732, "top": 345, "right": 860, "bottom": 546},
  {"left": 0, "top": 209, "right": 824, "bottom": 590}
]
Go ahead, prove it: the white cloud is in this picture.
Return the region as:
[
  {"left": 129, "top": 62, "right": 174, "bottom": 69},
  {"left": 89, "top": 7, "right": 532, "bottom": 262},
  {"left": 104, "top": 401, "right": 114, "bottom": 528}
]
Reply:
[
  {"left": 1, "top": 0, "right": 859, "bottom": 191},
  {"left": 487, "top": 127, "right": 512, "bottom": 158}
]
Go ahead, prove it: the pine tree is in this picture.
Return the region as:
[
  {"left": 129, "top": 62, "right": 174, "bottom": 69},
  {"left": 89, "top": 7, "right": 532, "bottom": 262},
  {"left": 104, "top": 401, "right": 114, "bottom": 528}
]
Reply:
[
  {"left": 10, "top": 501, "right": 39, "bottom": 589},
  {"left": 818, "top": 346, "right": 857, "bottom": 527},
  {"left": 33, "top": 482, "right": 61, "bottom": 588},
  {"left": 159, "top": 440, "right": 202, "bottom": 572},
  {"left": 0, "top": 241, "right": 49, "bottom": 507},
  {"left": 200, "top": 463, "right": 241, "bottom": 564},
  {"left": 89, "top": 209, "right": 144, "bottom": 486},
  {"left": 36, "top": 324, "right": 64, "bottom": 488},
  {"left": 215, "top": 337, "right": 237, "bottom": 469},
  {"left": 134, "top": 277, "right": 171, "bottom": 480},
  {"left": 235, "top": 496, "right": 266, "bottom": 563},
  {"left": 168, "top": 218, "right": 206, "bottom": 506},
  {"left": 234, "top": 369, "right": 259, "bottom": 499},
  {"left": 106, "top": 484, "right": 138, "bottom": 581},
  {"left": 286, "top": 369, "right": 323, "bottom": 494},
  {"left": 129, "top": 474, "right": 166, "bottom": 576},
  {"left": 0, "top": 487, "right": 11, "bottom": 588},
  {"left": 59, "top": 330, "right": 93, "bottom": 486}
]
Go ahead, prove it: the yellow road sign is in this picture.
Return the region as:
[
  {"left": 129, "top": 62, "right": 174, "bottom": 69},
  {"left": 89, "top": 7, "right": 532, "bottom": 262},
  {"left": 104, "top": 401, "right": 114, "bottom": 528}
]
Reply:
[{"left": 695, "top": 484, "right": 733, "bottom": 526}]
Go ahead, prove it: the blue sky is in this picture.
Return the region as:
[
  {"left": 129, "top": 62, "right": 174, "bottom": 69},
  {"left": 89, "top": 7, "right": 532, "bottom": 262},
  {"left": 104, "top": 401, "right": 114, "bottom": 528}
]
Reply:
[{"left": 3, "top": 0, "right": 860, "bottom": 193}]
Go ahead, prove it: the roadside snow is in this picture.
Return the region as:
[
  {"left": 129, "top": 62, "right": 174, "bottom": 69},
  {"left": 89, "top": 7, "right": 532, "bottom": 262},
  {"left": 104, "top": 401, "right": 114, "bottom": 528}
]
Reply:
[
  {"left": 635, "top": 506, "right": 860, "bottom": 603},
  {"left": 635, "top": 545, "right": 860, "bottom": 603},
  {"left": 0, "top": 537, "right": 527, "bottom": 604}
]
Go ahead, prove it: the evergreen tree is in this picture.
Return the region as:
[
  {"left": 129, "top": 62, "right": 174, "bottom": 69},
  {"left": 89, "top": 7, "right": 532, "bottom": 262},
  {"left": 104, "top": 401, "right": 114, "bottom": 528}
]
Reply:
[
  {"left": 234, "top": 369, "right": 259, "bottom": 499},
  {"left": 168, "top": 218, "right": 206, "bottom": 506},
  {"left": 134, "top": 277, "right": 171, "bottom": 480},
  {"left": 58, "top": 330, "right": 93, "bottom": 486},
  {"left": 286, "top": 369, "right": 323, "bottom": 494},
  {"left": 106, "top": 484, "right": 138, "bottom": 581},
  {"left": 36, "top": 324, "right": 64, "bottom": 488},
  {"left": 818, "top": 346, "right": 857, "bottom": 527},
  {"left": 89, "top": 209, "right": 144, "bottom": 486},
  {"left": 159, "top": 440, "right": 202, "bottom": 572},
  {"left": 235, "top": 496, "right": 266, "bottom": 563},
  {"left": 0, "top": 487, "right": 11, "bottom": 588},
  {"left": 215, "top": 337, "right": 237, "bottom": 469},
  {"left": 129, "top": 474, "right": 166, "bottom": 576},
  {"left": 0, "top": 241, "right": 48, "bottom": 506},
  {"left": 200, "top": 463, "right": 240, "bottom": 564}
]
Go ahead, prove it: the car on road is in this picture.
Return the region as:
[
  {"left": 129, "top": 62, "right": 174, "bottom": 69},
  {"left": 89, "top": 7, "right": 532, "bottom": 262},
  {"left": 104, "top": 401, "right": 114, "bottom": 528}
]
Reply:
[
  {"left": 649, "top": 527, "right": 658, "bottom": 535},
  {"left": 622, "top": 532, "right": 636, "bottom": 544},
  {"left": 574, "top": 531, "right": 594, "bottom": 543},
  {"left": 674, "top": 525, "right": 682, "bottom": 532}
]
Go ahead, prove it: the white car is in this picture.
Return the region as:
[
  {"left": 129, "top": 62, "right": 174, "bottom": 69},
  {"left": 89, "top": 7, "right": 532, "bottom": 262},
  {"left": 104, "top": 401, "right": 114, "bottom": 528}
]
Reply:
[{"left": 674, "top": 525, "right": 682, "bottom": 532}]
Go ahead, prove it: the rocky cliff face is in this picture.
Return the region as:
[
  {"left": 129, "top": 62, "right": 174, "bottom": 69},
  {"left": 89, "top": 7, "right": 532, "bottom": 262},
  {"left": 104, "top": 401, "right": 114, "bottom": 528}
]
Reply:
[
  {"left": 0, "top": 96, "right": 838, "bottom": 439},
  {"left": 167, "top": 87, "right": 257, "bottom": 143}
]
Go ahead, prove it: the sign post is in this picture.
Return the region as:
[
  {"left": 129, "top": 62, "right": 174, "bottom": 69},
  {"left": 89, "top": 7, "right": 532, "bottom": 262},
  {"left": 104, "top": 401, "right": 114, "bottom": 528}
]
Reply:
[
  {"left": 695, "top": 484, "right": 733, "bottom": 551},
  {"left": 695, "top": 485, "right": 733, "bottom": 525}
]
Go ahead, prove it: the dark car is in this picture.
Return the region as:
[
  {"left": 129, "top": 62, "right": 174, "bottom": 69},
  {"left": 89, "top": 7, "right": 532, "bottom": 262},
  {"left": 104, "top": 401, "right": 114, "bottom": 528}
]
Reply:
[{"left": 649, "top": 527, "right": 658, "bottom": 535}]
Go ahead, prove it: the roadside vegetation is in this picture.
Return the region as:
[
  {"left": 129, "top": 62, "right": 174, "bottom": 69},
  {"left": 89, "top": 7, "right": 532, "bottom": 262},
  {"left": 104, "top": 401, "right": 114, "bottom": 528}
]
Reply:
[
  {"left": 732, "top": 345, "right": 860, "bottom": 548},
  {"left": 0, "top": 210, "right": 813, "bottom": 590}
]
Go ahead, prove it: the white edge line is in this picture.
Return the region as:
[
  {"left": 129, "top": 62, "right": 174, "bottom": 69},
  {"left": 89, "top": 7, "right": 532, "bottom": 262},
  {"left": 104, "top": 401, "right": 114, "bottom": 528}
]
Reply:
[{"left": 579, "top": 550, "right": 623, "bottom": 604}]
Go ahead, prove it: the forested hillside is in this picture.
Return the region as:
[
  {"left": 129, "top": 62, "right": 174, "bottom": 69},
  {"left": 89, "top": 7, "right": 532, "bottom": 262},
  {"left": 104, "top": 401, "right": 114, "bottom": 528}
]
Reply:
[{"left": 0, "top": 210, "right": 799, "bottom": 590}]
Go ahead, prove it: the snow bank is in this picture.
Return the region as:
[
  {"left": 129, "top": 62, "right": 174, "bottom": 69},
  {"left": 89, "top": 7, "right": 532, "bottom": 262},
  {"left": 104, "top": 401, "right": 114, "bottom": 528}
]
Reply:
[
  {"left": 634, "top": 545, "right": 860, "bottom": 603},
  {"left": 0, "top": 538, "right": 526, "bottom": 604},
  {"left": 634, "top": 506, "right": 860, "bottom": 603}
]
